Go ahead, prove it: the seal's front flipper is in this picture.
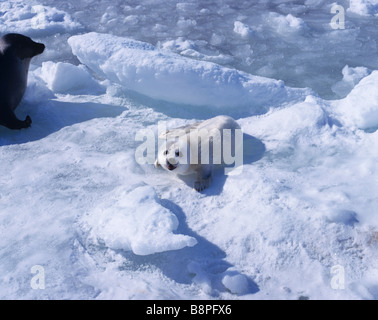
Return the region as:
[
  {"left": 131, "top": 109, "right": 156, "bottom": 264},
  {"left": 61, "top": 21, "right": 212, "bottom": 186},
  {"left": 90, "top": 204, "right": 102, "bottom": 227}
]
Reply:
[
  {"left": 0, "top": 108, "right": 32, "bottom": 130},
  {"left": 23, "top": 115, "right": 32, "bottom": 128},
  {"left": 194, "top": 165, "right": 213, "bottom": 192},
  {"left": 194, "top": 177, "right": 212, "bottom": 192}
]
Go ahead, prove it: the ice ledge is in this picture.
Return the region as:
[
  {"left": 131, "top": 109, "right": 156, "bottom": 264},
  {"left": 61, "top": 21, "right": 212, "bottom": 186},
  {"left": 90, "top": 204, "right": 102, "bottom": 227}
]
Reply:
[{"left": 68, "top": 32, "right": 311, "bottom": 114}]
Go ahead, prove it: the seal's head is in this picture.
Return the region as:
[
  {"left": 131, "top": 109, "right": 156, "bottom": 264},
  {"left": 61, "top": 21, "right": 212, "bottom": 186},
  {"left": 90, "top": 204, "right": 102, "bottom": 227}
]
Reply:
[
  {"left": 1, "top": 33, "right": 45, "bottom": 59},
  {"left": 155, "top": 139, "right": 191, "bottom": 175}
]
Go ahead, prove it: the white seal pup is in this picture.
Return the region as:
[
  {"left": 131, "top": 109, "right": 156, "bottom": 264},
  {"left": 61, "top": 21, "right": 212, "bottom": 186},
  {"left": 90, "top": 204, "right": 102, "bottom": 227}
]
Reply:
[
  {"left": 155, "top": 115, "right": 242, "bottom": 192},
  {"left": 0, "top": 33, "right": 45, "bottom": 129}
]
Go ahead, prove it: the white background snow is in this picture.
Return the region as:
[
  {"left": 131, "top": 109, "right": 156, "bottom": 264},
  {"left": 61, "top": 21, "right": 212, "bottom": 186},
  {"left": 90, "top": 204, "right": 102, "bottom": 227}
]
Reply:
[{"left": 0, "top": 0, "right": 378, "bottom": 300}]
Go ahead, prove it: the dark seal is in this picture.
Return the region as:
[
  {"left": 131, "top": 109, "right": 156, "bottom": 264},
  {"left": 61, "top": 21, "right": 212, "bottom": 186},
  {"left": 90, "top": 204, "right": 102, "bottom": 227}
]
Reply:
[{"left": 0, "top": 33, "right": 45, "bottom": 129}]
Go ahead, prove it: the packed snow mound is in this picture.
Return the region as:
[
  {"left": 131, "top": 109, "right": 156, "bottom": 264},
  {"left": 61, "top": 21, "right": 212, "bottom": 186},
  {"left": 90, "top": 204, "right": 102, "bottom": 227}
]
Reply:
[
  {"left": 250, "top": 96, "right": 329, "bottom": 143},
  {"left": 81, "top": 185, "right": 197, "bottom": 256},
  {"left": 349, "top": 0, "right": 378, "bottom": 16},
  {"left": 332, "top": 70, "right": 378, "bottom": 130},
  {"left": 266, "top": 13, "right": 307, "bottom": 35},
  {"left": 233, "top": 21, "right": 254, "bottom": 38},
  {"left": 331, "top": 65, "right": 371, "bottom": 98},
  {"left": 0, "top": 2, "right": 81, "bottom": 36},
  {"left": 37, "top": 61, "right": 104, "bottom": 94},
  {"left": 68, "top": 32, "right": 309, "bottom": 113},
  {"left": 222, "top": 273, "right": 250, "bottom": 295}
]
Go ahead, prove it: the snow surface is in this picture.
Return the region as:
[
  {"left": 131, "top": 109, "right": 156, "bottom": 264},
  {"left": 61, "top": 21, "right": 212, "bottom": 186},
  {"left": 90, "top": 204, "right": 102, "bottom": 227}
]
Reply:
[
  {"left": 68, "top": 32, "right": 309, "bottom": 115},
  {"left": 349, "top": 0, "right": 378, "bottom": 16},
  {"left": 0, "top": 0, "right": 378, "bottom": 300},
  {"left": 0, "top": 2, "right": 82, "bottom": 36}
]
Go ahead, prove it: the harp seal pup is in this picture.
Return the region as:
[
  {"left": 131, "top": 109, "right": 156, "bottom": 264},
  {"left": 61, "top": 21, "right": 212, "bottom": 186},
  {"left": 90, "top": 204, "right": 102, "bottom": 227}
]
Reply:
[
  {"left": 0, "top": 33, "right": 45, "bottom": 129},
  {"left": 155, "top": 115, "right": 242, "bottom": 192}
]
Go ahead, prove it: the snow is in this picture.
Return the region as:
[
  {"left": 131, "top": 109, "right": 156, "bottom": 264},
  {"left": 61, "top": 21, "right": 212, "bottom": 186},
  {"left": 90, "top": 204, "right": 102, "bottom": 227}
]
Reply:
[
  {"left": 266, "top": 12, "right": 307, "bottom": 35},
  {"left": 38, "top": 61, "right": 104, "bottom": 94},
  {"left": 234, "top": 21, "right": 254, "bottom": 38},
  {"left": 0, "top": 0, "right": 378, "bottom": 300},
  {"left": 222, "top": 272, "right": 250, "bottom": 295},
  {"left": 81, "top": 185, "right": 197, "bottom": 256},
  {"left": 0, "top": 2, "right": 82, "bottom": 36},
  {"left": 332, "top": 71, "right": 378, "bottom": 130},
  {"left": 349, "top": 0, "right": 378, "bottom": 16},
  {"left": 68, "top": 32, "right": 309, "bottom": 115},
  {"left": 331, "top": 65, "right": 371, "bottom": 98}
]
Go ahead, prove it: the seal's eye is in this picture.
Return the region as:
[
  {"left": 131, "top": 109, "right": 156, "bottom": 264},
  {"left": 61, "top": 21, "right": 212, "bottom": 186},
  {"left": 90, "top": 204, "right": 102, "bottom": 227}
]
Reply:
[
  {"left": 163, "top": 150, "right": 168, "bottom": 156},
  {"left": 175, "top": 150, "right": 180, "bottom": 157}
]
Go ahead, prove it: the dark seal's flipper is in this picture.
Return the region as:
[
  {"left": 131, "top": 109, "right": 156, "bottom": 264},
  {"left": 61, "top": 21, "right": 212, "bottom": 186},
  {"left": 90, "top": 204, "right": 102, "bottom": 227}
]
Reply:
[{"left": 0, "top": 107, "right": 32, "bottom": 130}]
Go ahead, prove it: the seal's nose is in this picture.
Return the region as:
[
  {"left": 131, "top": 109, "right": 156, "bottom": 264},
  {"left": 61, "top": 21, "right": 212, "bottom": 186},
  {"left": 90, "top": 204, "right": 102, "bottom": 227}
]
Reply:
[{"left": 37, "top": 43, "right": 45, "bottom": 54}]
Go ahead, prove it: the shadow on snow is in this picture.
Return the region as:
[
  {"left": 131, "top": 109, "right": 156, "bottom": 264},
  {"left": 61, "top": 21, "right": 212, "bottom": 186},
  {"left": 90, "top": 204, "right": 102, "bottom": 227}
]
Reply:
[
  {"left": 118, "top": 198, "right": 260, "bottom": 297},
  {"left": 0, "top": 99, "right": 126, "bottom": 146}
]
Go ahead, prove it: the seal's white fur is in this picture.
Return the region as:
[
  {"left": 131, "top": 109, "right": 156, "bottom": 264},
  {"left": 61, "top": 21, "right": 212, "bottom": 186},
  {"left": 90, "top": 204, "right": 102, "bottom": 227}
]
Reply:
[{"left": 155, "top": 115, "right": 241, "bottom": 191}]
